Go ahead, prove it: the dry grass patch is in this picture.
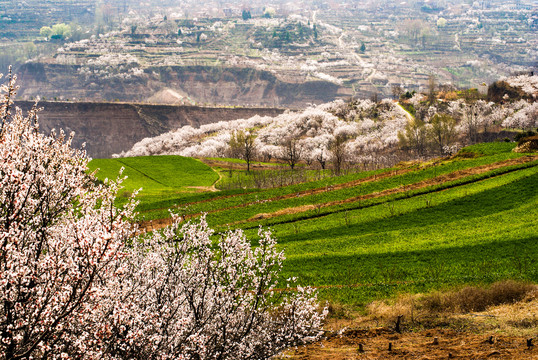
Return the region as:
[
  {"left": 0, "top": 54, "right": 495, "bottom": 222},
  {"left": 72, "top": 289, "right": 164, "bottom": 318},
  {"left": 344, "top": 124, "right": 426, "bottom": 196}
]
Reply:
[
  {"left": 454, "top": 288, "right": 538, "bottom": 337},
  {"left": 423, "top": 280, "right": 536, "bottom": 313},
  {"left": 365, "top": 281, "right": 537, "bottom": 335}
]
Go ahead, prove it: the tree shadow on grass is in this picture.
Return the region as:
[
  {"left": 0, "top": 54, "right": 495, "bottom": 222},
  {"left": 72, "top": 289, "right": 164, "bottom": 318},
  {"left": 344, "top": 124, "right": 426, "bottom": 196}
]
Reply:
[{"left": 277, "top": 172, "right": 538, "bottom": 245}]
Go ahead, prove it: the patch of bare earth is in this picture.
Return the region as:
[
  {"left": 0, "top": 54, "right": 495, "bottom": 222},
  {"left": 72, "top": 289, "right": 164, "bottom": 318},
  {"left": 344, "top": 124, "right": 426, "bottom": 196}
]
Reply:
[
  {"left": 283, "top": 284, "right": 538, "bottom": 359},
  {"left": 249, "top": 205, "right": 317, "bottom": 220},
  {"left": 285, "top": 329, "right": 536, "bottom": 359},
  {"left": 186, "top": 186, "right": 219, "bottom": 192},
  {"left": 137, "top": 217, "right": 174, "bottom": 233}
]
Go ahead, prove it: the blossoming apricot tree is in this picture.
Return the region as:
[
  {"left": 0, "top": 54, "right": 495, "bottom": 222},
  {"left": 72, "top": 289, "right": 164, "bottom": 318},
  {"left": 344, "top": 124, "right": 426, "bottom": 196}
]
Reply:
[{"left": 0, "top": 71, "right": 326, "bottom": 359}]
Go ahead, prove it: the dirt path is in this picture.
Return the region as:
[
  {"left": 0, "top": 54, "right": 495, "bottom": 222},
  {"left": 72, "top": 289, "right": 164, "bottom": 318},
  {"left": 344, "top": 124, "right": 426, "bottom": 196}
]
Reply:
[
  {"left": 396, "top": 102, "right": 414, "bottom": 122},
  {"left": 186, "top": 168, "right": 224, "bottom": 192}
]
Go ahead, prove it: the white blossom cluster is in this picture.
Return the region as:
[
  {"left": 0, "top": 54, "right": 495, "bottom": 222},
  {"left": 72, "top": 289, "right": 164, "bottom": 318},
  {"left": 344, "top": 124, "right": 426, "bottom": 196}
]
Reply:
[
  {"left": 312, "top": 72, "right": 343, "bottom": 85},
  {"left": 75, "top": 53, "right": 144, "bottom": 80},
  {"left": 63, "top": 36, "right": 134, "bottom": 55},
  {"left": 501, "top": 101, "right": 538, "bottom": 130},
  {"left": 77, "top": 66, "right": 145, "bottom": 81},
  {"left": 504, "top": 74, "right": 538, "bottom": 98},
  {"left": 117, "top": 98, "right": 410, "bottom": 166},
  {"left": 118, "top": 114, "right": 275, "bottom": 158},
  {"left": 0, "top": 74, "right": 326, "bottom": 359},
  {"left": 87, "top": 53, "right": 140, "bottom": 67}
]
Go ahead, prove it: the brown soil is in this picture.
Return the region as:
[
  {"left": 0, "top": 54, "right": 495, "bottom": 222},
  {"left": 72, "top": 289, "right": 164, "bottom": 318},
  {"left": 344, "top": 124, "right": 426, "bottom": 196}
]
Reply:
[
  {"left": 283, "top": 292, "right": 538, "bottom": 360},
  {"left": 250, "top": 204, "right": 317, "bottom": 220},
  {"left": 186, "top": 186, "right": 219, "bottom": 192},
  {"left": 15, "top": 100, "right": 283, "bottom": 158},
  {"left": 284, "top": 328, "right": 537, "bottom": 359},
  {"left": 137, "top": 217, "right": 175, "bottom": 233}
]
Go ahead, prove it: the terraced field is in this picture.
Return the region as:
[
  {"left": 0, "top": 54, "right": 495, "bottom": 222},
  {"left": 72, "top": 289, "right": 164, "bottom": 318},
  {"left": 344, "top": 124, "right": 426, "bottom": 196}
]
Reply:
[{"left": 90, "top": 143, "right": 538, "bottom": 308}]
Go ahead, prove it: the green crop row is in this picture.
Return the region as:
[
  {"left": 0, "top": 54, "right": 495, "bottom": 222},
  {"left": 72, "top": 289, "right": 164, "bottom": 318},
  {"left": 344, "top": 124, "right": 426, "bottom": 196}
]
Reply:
[{"left": 138, "top": 147, "right": 528, "bottom": 222}]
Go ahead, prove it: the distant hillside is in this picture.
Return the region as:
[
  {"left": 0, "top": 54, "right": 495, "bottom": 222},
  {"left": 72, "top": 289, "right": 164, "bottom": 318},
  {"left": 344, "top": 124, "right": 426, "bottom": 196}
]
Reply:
[
  {"left": 16, "top": 63, "right": 346, "bottom": 107},
  {"left": 16, "top": 100, "right": 284, "bottom": 158}
]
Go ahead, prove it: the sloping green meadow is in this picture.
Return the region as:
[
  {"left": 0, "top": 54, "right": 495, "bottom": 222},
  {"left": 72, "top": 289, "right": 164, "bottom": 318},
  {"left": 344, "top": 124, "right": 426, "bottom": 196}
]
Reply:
[
  {"left": 268, "top": 168, "right": 538, "bottom": 306},
  {"left": 87, "top": 156, "right": 220, "bottom": 213},
  {"left": 89, "top": 155, "right": 219, "bottom": 191},
  {"left": 89, "top": 145, "right": 538, "bottom": 308}
]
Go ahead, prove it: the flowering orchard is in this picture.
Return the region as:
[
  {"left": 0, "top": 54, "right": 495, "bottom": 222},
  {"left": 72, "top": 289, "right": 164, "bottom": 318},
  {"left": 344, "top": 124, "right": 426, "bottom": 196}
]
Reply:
[
  {"left": 117, "top": 98, "right": 411, "bottom": 168},
  {"left": 118, "top": 75, "right": 538, "bottom": 168},
  {"left": 0, "top": 73, "right": 326, "bottom": 359}
]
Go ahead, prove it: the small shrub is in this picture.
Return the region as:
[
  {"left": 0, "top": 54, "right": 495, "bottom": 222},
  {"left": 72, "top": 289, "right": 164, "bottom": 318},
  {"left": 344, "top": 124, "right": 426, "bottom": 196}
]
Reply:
[
  {"left": 514, "top": 135, "right": 538, "bottom": 153},
  {"left": 515, "top": 131, "right": 537, "bottom": 143}
]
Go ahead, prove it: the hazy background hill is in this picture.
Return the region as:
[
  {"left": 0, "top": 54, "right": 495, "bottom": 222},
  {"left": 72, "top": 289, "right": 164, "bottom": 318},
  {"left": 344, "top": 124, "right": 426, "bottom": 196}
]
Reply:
[{"left": 2, "top": 0, "right": 536, "bottom": 106}]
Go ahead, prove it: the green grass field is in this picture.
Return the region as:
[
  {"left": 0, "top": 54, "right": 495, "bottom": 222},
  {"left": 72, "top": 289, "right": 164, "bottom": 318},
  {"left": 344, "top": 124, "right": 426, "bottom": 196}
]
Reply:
[
  {"left": 89, "top": 144, "right": 538, "bottom": 309},
  {"left": 88, "top": 155, "right": 220, "bottom": 213}
]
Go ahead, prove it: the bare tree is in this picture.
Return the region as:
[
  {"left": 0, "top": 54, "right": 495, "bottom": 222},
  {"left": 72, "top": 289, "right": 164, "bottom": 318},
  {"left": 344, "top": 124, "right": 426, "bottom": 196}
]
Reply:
[
  {"left": 316, "top": 148, "right": 327, "bottom": 170},
  {"left": 329, "top": 135, "right": 349, "bottom": 176},
  {"left": 398, "top": 119, "right": 428, "bottom": 157},
  {"left": 229, "top": 130, "right": 257, "bottom": 172},
  {"left": 392, "top": 84, "right": 404, "bottom": 100},
  {"left": 428, "top": 113, "right": 457, "bottom": 155},
  {"left": 280, "top": 137, "right": 302, "bottom": 170},
  {"left": 427, "top": 74, "right": 436, "bottom": 105},
  {"left": 462, "top": 103, "right": 481, "bottom": 144}
]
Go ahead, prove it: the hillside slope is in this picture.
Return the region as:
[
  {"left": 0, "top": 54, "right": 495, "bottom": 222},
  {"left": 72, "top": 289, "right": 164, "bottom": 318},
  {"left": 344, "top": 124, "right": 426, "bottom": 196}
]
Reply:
[
  {"left": 91, "top": 143, "right": 538, "bottom": 307},
  {"left": 16, "top": 100, "right": 283, "bottom": 158},
  {"left": 17, "top": 63, "right": 344, "bottom": 107}
]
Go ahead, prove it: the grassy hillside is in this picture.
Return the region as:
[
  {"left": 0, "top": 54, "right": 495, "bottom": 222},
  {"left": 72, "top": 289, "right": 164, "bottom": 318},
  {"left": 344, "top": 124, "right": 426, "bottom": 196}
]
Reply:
[
  {"left": 90, "top": 144, "right": 538, "bottom": 309},
  {"left": 88, "top": 156, "right": 220, "bottom": 212}
]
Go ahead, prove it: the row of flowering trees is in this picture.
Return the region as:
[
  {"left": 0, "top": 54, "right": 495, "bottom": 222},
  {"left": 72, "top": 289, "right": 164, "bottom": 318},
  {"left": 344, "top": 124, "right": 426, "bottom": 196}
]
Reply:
[
  {"left": 0, "top": 73, "right": 326, "bottom": 359},
  {"left": 117, "top": 76, "right": 537, "bottom": 170},
  {"left": 116, "top": 98, "right": 410, "bottom": 171},
  {"left": 400, "top": 87, "right": 537, "bottom": 156}
]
